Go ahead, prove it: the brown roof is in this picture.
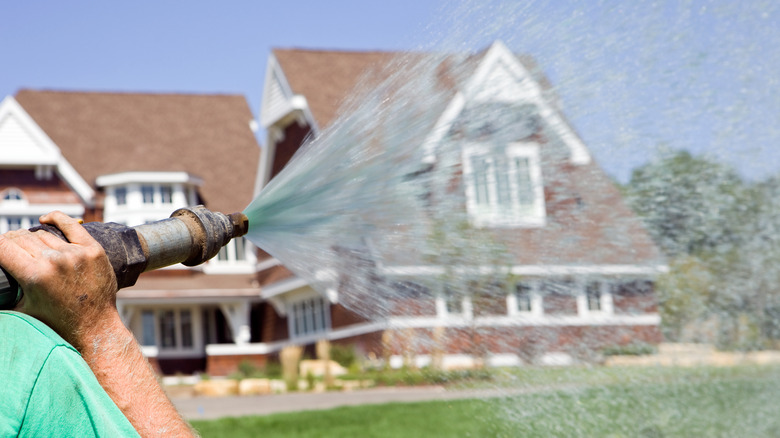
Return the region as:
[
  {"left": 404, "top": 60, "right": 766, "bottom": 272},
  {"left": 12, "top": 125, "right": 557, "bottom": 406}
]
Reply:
[
  {"left": 273, "top": 49, "right": 408, "bottom": 130},
  {"left": 273, "top": 47, "right": 555, "bottom": 132},
  {"left": 496, "top": 159, "right": 663, "bottom": 266},
  {"left": 269, "top": 47, "right": 664, "bottom": 270},
  {"left": 15, "top": 90, "right": 261, "bottom": 213}
]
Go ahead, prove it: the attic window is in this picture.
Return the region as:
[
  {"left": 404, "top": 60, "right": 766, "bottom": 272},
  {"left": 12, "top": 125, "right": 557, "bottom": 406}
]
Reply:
[
  {"left": 463, "top": 142, "right": 545, "bottom": 227},
  {"left": 1, "top": 188, "right": 25, "bottom": 202}
]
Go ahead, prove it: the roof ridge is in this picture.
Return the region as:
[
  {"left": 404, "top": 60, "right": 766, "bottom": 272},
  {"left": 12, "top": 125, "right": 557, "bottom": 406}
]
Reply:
[
  {"left": 15, "top": 88, "right": 244, "bottom": 99},
  {"left": 272, "top": 47, "right": 407, "bottom": 56}
]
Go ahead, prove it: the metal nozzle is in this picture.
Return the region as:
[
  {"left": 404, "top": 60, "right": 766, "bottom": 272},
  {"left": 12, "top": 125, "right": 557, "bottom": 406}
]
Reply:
[
  {"left": 229, "top": 212, "right": 250, "bottom": 238},
  {"left": 0, "top": 205, "right": 250, "bottom": 310},
  {"left": 137, "top": 205, "right": 249, "bottom": 270}
]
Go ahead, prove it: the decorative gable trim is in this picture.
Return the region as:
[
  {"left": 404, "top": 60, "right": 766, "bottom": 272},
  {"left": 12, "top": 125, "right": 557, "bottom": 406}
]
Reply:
[
  {"left": 257, "top": 54, "right": 321, "bottom": 194},
  {"left": 0, "top": 96, "right": 60, "bottom": 166},
  {"left": 259, "top": 55, "right": 317, "bottom": 132},
  {"left": 428, "top": 41, "right": 591, "bottom": 166},
  {"left": 95, "top": 171, "right": 203, "bottom": 187},
  {"left": 0, "top": 96, "right": 95, "bottom": 206}
]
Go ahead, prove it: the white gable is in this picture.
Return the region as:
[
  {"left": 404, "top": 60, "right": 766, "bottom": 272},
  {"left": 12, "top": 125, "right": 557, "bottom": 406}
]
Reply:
[
  {"left": 471, "top": 58, "right": 535, "bottom": 103},
  {"left": 261, "top": 67, "right": 290, "bottom": 127},
  {"left": 0, "top": 96, "right": 60, "bottom": 166},
  {"left": 256, "top": 54, "right": 318, "bottom": 195},
  {"left": 259, "top": 55, "right": 313, "bottom": 130},
  {"left": 425, "top": 41, "right": 591, "bottom": 165},
  {"left": 0, "top": 95, "right": 95, "bottom": 205}
]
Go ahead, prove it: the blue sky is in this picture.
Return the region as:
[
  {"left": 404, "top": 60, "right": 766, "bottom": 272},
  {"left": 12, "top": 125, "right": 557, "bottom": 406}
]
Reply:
[{"left": 2, "top": 1, "right": 779, "bottom": 183}]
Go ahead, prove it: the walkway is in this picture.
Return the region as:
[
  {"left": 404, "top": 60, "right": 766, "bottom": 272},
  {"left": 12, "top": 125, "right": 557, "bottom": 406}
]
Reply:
[{"left": 172, "top": 386, "right": 505, "bottom": 420}]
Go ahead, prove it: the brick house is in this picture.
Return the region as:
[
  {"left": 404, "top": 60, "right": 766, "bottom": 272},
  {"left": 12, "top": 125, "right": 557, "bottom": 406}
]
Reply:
[
  {"left": 246, "top": 41, "right": 667, "bottom": 369},
  {"left": 0, "top": 90, "right": 261, "bottom": 374}
]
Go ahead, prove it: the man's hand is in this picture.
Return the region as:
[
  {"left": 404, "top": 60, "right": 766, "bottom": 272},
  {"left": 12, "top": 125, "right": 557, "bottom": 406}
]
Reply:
[
  {"left": 0, "top": 212, "right": 195, "bottom": 436},
  {"left": 0, "top": 211, "right": 118, "bottom": 350}
]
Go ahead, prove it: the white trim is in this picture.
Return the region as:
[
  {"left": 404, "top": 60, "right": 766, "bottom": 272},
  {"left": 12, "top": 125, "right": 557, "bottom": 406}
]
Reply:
[
  {"left": 256, "top": 54, "right": 321, "bottom": 194},
  {"left": 421, "top": 92, "right": 465, "bottom": 163},
  {"left": 133, "top": 306, "right": 203, "bottom": 358},
  {"left": 0, "top": 96, "right": 60, "bottom": 166},
  {"left": 0, "top": 202, "right": 84, "bottom": 217},
  {"left": 287, "top": 295, "right": 331, "bottom": 340},
  {"left": 204, "top": 312, "right": 659, "bottom": 358},
  {"left": 260, "top": 55, "right": 296, "bottom": 128},
  {"left": 117, "top": 290, "right": 260, "bottom": 305},
  {"left": 262, "top": 277, "right": 310, "bottom": 300},
  {"left": 219, "top": 301, "right": 252, "bottom": 345},
  {"left": 140, "top": 346, "right": 159, "bottom": 358},
  {"left": 256, "top": 257, "right": 282, "bottom": 271},
  {"left": 508, "top": 279, "right": 543, "bottom": 317},
  {"left": 254, "top": 53, "right": 320, "bottom": 193},
  {"left": 465, "top": 41, "right": 590, "bottom": 165},
  {"left": 204, "top": 237, "right": 257, "bottom": 274},
  {"left": 388, "top": 314, "right": 661, "bottom": 328},
  {"left": 381, "top": 264, "right": 669, "bottom": 277},
  {"left": 202, "top": 264, "right": 256, "bottom": 275},
  {"left": 56, "top": 158, "right": 96, "bottom": 206},
  {"left": 206, "top": 342, "right": 276, "bottom": 356},
  {"left": 96, "top": 171, "right": 203, "bottom": 187},
  {"left": 462, "top": 141, "right": 546, "bottom": 227},
  {"left": 0, "top": 96, "right": 95, "bottom": 205}
]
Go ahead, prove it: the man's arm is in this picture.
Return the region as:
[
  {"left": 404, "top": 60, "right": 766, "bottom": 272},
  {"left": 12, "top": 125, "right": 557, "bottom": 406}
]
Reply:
[{"left": 0, "top": 212, "right": 195, "bottom": 437}]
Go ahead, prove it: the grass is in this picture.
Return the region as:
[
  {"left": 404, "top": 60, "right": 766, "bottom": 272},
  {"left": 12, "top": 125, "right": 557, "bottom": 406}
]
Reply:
[{"left": 191, "top": 365, "right": 780, "bottom": 438}]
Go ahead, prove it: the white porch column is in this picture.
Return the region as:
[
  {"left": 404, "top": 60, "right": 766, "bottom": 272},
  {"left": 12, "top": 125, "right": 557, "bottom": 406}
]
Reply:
[
  {"left": 219, "top": 301, "right": 251, "bottom": 345},
  {"left": 117, "top": 301, "right": 135, "bottom": 327}
]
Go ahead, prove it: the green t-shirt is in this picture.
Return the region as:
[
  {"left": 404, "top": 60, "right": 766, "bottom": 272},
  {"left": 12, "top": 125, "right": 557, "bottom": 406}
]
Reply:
[{"left": 0, "top": 311, "right": 139, "bottom": 437}]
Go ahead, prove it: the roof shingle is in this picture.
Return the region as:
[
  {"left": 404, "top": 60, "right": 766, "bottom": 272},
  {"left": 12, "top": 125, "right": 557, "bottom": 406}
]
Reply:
[{"left": 15, "top": 90, "right": 261, "bottom": 213}]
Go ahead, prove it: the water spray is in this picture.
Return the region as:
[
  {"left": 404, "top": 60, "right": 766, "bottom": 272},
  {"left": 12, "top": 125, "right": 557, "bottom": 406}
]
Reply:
[{"left": 0, "top": 205, "right": 249, "bottom": 309}]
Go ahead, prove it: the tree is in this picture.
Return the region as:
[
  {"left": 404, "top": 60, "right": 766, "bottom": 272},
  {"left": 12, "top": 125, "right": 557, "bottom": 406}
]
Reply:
[
  {"left": 623, "top": 149, "right": 763, "bottom": 347},
  {"left": 624, "top": 149, "right": 748, "bottom": 258}
]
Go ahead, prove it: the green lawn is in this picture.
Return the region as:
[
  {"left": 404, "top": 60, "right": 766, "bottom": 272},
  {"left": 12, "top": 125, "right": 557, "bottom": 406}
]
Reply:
[{"left": 191, "top": 366, "right": 780, "bottom": 438}]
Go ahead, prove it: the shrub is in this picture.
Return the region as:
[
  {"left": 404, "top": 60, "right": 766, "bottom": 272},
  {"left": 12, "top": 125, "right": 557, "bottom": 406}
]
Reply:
[
  {"left": 602, "top": 342, "right": 657, "bottom": 356},
  {"left": 265, "top": 360, "right": 283, "bottom": 379},
  {"left": 330, "top": 344, "right": 358, "bottom": 368}
]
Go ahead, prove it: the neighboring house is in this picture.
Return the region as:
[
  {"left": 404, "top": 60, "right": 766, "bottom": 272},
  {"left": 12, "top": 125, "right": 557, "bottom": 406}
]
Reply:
[
  {"left": 0, "top": 90, "right": 261, "bottom": 374},
  {"left": 246, "top": 41, "right": 668, "bottom": 369}
]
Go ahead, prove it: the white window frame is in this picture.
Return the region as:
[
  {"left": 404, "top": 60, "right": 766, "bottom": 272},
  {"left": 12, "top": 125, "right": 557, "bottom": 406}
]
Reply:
[
  {"left": 0, "top": 216, "right": 40, "bottom": 233},
  {"left": 436, "top": 288, "right": 473, "bottom": 319},
  {"left": 578, "top": 279, "right": 614, "bottom": 317},
  {"left": 507, "top": 279, "right": 543, "bottom": 317},
  {"left": 136, "top": 306, "right": 201, "bottom": 357},
  {"left": 288, "top": 295, "right": 331, "bottom": 339},
  {"left": 1, "top": 188, "right": 25, "bottom": 202},
  {"left": 463, "top": 142, "right": 545, "bottom": 228},
  {"left": 103, "top": 183, "right": 191, "bottom": 226},
  {"left": 204, "top": 237, "right": 256, "bottom": 274}
]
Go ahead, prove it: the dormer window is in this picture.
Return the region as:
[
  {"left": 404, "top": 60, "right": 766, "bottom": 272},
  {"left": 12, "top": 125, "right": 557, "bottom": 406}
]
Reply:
[
  {"left": 6, "top": 217, "right": 22, "bottom": 231},
  {"left": 1, "top": 188, "right": 25, "bottom": 202},
  {"left": 160, "top": 185, "right": 173, "bottom": 204},
  {"left": 216, "top": 237, "right": 248, "bottom": 262},
  {"left": 463, "top": 142, "right": 545, "bottom": 227},
  {"left": 204, "top": 236, "right": 256, "bottom": 274},
  {"left": 115, "top": 187, "right": 127, "bottom": 206},
  {"left": 97, "top": 172, "right": 203, "bottom": 227},
  {"left": 141, "top": 185, "right": 155, "bottom": 204}
]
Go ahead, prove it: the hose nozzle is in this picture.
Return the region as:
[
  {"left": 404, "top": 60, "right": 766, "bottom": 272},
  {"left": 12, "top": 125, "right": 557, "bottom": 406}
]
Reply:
[{"left": 0, "top": 205, "right": 250, "bottom": 309}]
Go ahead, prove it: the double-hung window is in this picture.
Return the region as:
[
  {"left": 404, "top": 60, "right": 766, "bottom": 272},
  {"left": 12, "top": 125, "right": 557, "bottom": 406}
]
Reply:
[
  {"left": 464, "top": 142, "right": 544, "bottom": 227},
  {"left": 289, "top": 296, "right": 330, "bottom": 338},
  {"left": 139, "top": 308, "right": 196, "bottom": 352}
]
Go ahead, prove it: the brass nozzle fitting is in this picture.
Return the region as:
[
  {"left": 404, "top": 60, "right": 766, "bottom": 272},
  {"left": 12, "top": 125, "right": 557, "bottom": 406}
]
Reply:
[{"left": 229, "top": 212, "right": 249, "bottom": 238}]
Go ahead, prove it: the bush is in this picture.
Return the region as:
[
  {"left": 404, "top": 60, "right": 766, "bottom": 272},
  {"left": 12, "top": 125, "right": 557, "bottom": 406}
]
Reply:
[
  {"left": 602, "top": 342, "right": 657, "bottom": 356},
  {"left": 369, "top": 366, "right": 494, "bottom": 387},
  {"left": 330, "top": 344, "right": 358, "bottom": 368},
  {"left": 265, "top": 360, "right": 282, "bottom": 379}
]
